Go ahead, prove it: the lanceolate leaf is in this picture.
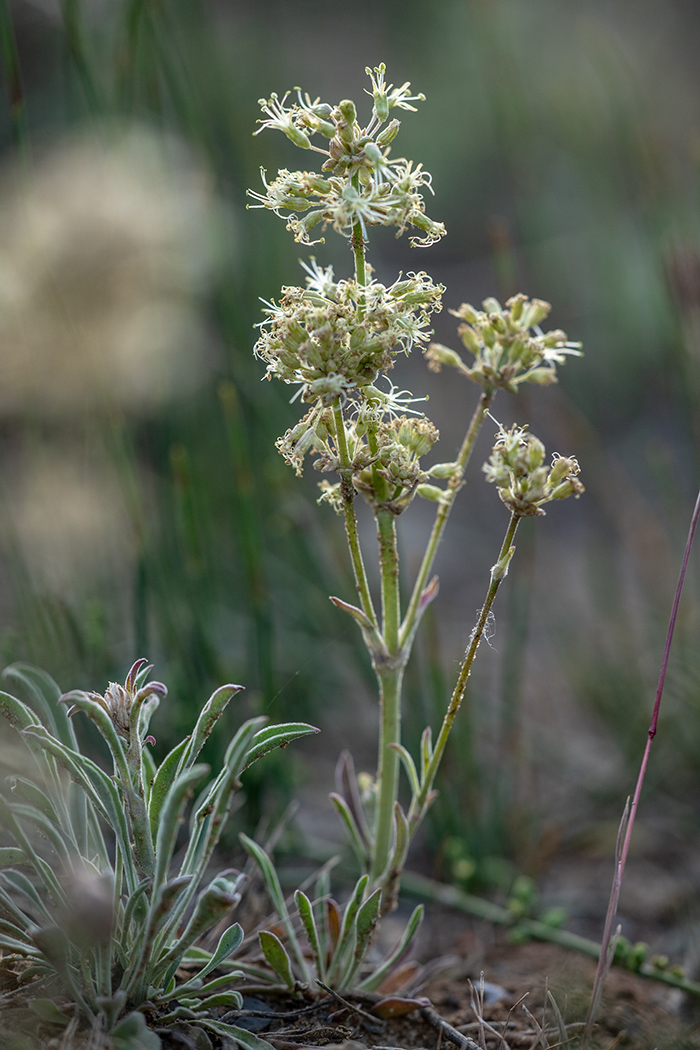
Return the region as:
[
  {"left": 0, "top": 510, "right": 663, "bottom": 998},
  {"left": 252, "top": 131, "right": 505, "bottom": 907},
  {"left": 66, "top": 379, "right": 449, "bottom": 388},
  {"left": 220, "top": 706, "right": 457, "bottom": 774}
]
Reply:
[
  {"left": 294, "top": 889, "right": 324, "bottom": 980},
  {"left": 0, "top": 847, "right": 26, "bottom": 865},
  {"left": 340, "top": 886, "right": 381, "bottom": 988},
  {"left": 194, "top": 922, "right": 244, "bottom": 982},
  {"left": 259, "top": 929, "right": 295, "bottom": 990},
  {"left": 0, "top": 690, "right": 41, "bottom": 733},
  {"left": 181, "top": 684, "right": 245, "bottom": 772},
  {"left": 335, "top": 750, "right": 372, "bottom": 848},
  {"left": 239, "top": 834, "right": 310, "bottom": 984},
  {"left": 326, "top": 874, "right": 368, "bottom": 985},
  {"left": 329, "top": 793, "right": 369, "bottom": 868},
  {"left": 243, "top": 722, "right": 319, "bottom": 770},
  {"left": 199, "top": 1020, "right": 276, "bottom": 1050},
  {"left": 2, "top": 664, "right": 67, "bottom": 743},
  {"left": 389, "top": 744, "right": 421, "bottom": 800},
  {"left": 23, "top": 726, "right": 136, "bottom": 893},
  {"left": 357, "top": 903, "right": 424, "bottom": 992},
  {"left": 148, "top": 738, "right": 189, "bottom": 839},
  {"left": 153, "top": 765, "right": 209, "bottom": 893}
]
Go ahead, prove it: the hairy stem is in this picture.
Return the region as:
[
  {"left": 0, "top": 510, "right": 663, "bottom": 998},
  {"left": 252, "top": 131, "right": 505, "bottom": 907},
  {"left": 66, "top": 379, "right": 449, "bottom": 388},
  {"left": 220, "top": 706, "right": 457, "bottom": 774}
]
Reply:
[
  {"left": 371, "top": 508, "right": 404, "bottom": 884},
  {"left": 411, "top": 510, "right": 519, "bottom": 825},
  {"left": 400, "top": 389, "right": 495, "bottom": 650}
]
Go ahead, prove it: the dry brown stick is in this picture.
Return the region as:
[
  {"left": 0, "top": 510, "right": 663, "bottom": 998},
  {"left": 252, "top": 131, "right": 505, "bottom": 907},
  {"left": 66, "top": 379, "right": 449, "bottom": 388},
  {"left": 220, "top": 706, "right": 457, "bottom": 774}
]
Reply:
[
  {"left": 315, "top": 979, "right": 385, "bottom": 1030},
  {"left": 420, "top": 1004, "right": 481, "bottom": 1050}
]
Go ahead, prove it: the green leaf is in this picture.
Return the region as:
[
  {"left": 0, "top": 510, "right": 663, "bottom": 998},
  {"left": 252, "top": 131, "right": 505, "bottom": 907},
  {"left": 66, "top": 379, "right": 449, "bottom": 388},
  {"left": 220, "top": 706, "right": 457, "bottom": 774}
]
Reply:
[
  {"left": 0, "top": 917, "right": 34, "bottom": 944},
  {"left": 3, "top": 664, "right": 75, "bottom": 747},
  {"left": 329, "top": 793, "right": 369, "bottom": 868},
  {"left": 239, "top": 835, "right": 288, "bottom": 919},
  {"left": 355, "top": 887, "right": 382, "bottom": 948},
  {"left": 0, "top": 847, "right": 26, "bottom": 865},
  {"left": 389, "top": 803, "right": 410, "bottom": 875},
  {"left": 242, "top": 722, "right": 319, "bottom": 770},
  {"left": 28, "top": 998, "right": 70, "bottom": 1026},
  {"left": 420, "top": 726, "right": 433, "bottom": 782},
  {"left": 153, "top": 764, "right": 209, "bottom": 893},
  {"left": 20, "top": 726, "right": 136, "bottom": 893},
  {"left": 259, "top": 929, "right": 295, "bottom": 990},
  {"left": 112, "top": 1010, "right": 162, "bottom": 1049},
  {"left": 294, "top": 889, "right": 324, "bottom": 980},
  {"left": 0, "top": 690, "right": 42, "bottom": 734},
  {"left": 340, "top": 886, "right": 381, "bottom": 987},
  {"left": 0, "top": 932, "right": 41, "bottom": 956},
  {"left": 190, "top": 990, "right": 244, "bottom": 1009},
  {"left": 326, "top": 874, "right": 369, "bottom": 985},
  {"left": 148, "top": 738, "right": 189, "bottom": 840},
  {"left": 0, "top": 868, "right": 59, "bottom": 923},
  {"left": 9, "top": 778, "right": 60, "bottom": 824},
  {"left": 390, "top": 744, "right": 421, "bottom": 800},
  {"left": 194, "top": 922, "right": 244, "bottom": 982},
  {"left": 182, "top": 684, "right": 244, "bottom": 771},
  {"left": 357, "top": 903, "right": 424, "bottom": 992},
  {"left": 198, "top": 1020, "right": 276, "bottom": 1050}
]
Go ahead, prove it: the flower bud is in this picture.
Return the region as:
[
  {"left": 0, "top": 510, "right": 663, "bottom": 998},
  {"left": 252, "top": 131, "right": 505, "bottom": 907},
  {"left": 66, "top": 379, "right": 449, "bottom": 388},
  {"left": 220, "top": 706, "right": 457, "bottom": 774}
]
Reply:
[
  {"left": 373, "top": 91, "right": 390, "bottom": 123},
  {"left": 492, "top": 546, "right": 515, "bottom": 580},
  {"left": 363, "top": 141, "right": 384, "bottom": 167},
  {"left": 458, "top": 325, "right": 481, "bottom": 356},
  {"left": 336, "top": 100, "right": 358, "bottom": 145},
  {"left": 521, "top": 299, "right": 551, "bottom": 329},
  {"left": 284, "top": 125, "right": 311, "bottom": 150},
  {"left": 482, "top": 297, "right": 502, "bottom": 314},
  {"left": 523, "top": 367, "right": 556, "bottom": 385},
  {"left": 416, "top": 483, "right": 446, "bottom": 503},
  {"left": 377, "top": 119, "right": 401, "bottom": 146},
  {"left": 426, "top": 342, "right": 467, "bottom": 371},
  {"left": 429, "top": 461, "right": 458, "bottom": 478},
  {"left": 524, "top": 436, "right": 545, "bottom": 471},
  {"left": 506, "top": 293, "right": 527, "bottom": 321},
  {"left": 481, "top": 324, "right": 496, "bottom": 348}
]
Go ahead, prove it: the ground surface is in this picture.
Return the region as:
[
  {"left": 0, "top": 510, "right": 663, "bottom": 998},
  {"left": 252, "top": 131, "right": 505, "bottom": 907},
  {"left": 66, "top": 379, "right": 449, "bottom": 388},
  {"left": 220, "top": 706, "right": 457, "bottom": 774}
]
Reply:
[{"left": 2, "top": 914, "right": 699, "bottom": 1049}]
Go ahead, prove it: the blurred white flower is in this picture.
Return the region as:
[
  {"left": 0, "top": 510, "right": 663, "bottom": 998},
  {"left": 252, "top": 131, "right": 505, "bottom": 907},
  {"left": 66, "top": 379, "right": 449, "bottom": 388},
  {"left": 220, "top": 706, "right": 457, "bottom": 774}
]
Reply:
[
  {"left": 7, "top": 447, "right": 133, "bottom": 594},
  {"left": 0, "top": 125, "right": 216, "bottom": 416}
]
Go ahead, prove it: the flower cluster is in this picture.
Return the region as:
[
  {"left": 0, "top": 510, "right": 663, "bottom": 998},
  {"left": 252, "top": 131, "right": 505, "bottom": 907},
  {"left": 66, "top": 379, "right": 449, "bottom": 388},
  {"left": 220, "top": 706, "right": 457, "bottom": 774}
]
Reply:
[
  {"left": 483, "top": 424, "right": 584, "bottom": 516},
  {"left": 426, "top": 294, "right": 581, "bottom": 392},
  {"left": 280, "top": 406, "right": 439, "bottom": 515},
  {"left": 248, "top": 65, "right": 446, "bottom": 247},
  {"left": 255, "top": 261, "right": 442, "bottom": 407}
]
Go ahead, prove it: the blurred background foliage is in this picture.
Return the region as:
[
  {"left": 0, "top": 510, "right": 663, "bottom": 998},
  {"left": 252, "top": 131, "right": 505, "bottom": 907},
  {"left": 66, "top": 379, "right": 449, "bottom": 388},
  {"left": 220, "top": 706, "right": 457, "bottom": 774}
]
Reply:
[{"left": 1, "top": 0, "right": 700, "bottom": 914}]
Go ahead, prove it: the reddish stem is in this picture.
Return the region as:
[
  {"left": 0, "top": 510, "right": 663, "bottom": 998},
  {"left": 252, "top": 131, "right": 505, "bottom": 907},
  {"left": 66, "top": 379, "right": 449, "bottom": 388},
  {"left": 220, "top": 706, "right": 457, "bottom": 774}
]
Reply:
[{"left": 584, "top": 485, "right": 700, "bottom": 1042}]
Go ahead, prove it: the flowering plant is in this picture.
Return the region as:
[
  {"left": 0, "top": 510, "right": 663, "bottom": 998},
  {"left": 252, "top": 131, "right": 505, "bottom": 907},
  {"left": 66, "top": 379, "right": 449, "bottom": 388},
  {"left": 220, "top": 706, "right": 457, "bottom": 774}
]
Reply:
[{"left": 247, "top": 62, "right": 584, "bottom": 958}]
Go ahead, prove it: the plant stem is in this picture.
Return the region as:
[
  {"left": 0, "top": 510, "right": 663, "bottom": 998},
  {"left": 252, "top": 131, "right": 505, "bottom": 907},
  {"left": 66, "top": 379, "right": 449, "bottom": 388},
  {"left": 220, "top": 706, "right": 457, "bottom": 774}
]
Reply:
[
  {"left": 371, "top": 508, "right": 404, "bottom": 885},
  {"left": 400, "top": 870, "right": 700, "bottom": 1000},
  {"left": 411, "top": 511, "right": 519, "bottom": 825},
  {"left": 333, "top": 404, "right": 377, "bottom": 628},
  {"left": 400, "top": 389, "right": 495, "bottom": 650},
  {"left": 584, "top": 483, "right": 700, "bottom": 1042}
]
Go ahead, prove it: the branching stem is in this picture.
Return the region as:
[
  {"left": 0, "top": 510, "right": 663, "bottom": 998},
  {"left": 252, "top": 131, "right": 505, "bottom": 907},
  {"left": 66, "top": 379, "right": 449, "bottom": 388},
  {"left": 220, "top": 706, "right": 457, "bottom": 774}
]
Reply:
[
  {"left": 411, "top": 510, "right": 520, "bottom": 825},
  {"left": 400, "top": 388, "right": 495, "bottom": 649}
]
